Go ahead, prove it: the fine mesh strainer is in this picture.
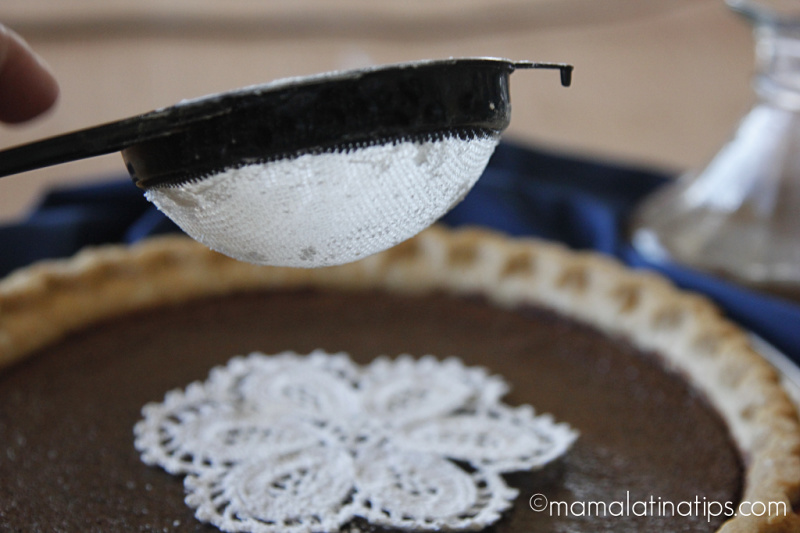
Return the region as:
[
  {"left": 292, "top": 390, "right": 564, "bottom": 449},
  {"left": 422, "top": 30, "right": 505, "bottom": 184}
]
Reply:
[{"left": 0, "top": 58, "right": 572, "bottom": 267}]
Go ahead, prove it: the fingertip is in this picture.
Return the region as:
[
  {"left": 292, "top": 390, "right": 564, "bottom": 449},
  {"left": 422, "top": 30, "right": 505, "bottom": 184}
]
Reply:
[{"left": 0, "top": 24, "right": 59, "bottom": 124}]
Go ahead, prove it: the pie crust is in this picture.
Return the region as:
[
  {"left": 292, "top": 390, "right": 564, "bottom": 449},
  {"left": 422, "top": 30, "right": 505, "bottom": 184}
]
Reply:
[{"left": 1, "top": 225, "right": 799, "bottom": 532}]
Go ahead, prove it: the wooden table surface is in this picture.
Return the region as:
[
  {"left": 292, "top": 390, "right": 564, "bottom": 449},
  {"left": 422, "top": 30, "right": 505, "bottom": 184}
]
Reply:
[{"left": 0, "top": 0, "right": 753, "bottom": 222}]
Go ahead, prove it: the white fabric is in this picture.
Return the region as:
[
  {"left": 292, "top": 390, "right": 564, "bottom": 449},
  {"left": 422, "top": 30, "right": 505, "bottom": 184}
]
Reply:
[
  {"left": 145, "top": 135, "right": 498, "bottom": 268},
  {"left": 134, "top": 350, "right": 577, "bottom": 533}
]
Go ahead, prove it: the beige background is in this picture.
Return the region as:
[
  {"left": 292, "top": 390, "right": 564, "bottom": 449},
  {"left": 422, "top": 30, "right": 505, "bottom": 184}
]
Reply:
[{"left": 0, "top": 0, "right": 754, "bottom": 222}]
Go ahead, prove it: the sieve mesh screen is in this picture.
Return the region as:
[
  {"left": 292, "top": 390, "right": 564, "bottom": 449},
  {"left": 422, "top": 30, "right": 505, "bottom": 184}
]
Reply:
[{"left": 145, "top": 131, "right": 499, "bottom": 267}]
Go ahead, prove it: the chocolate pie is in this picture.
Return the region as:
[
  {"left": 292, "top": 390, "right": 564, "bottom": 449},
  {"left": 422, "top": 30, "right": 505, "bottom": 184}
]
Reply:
[{"left": 1, "top": 226, "right": 798, "bottom": 532}]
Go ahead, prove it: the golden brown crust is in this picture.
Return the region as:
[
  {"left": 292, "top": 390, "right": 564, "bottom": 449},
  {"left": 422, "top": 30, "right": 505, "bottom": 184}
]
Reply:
[{"left": 1, "top": 225, "right": 799, "bottom": 532}]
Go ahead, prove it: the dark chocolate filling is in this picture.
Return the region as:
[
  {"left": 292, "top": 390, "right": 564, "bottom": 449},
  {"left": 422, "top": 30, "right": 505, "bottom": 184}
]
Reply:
[{"left": 0, "top": 289, "right": 742, "bottom": 532}]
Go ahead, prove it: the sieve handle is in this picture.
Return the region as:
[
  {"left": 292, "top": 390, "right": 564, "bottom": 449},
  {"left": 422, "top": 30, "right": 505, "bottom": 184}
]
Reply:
[
  {"left": 0, "top": 121, "right": 138, "bottom": 179},
  {"left": 0, "top": 104, "right": 227, "bottom": 179}
]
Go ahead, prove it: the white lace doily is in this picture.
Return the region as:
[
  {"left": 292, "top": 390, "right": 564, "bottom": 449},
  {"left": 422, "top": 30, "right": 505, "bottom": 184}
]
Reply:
[{"left": 134, "top": 350, "right": 577, "bottom": 533}]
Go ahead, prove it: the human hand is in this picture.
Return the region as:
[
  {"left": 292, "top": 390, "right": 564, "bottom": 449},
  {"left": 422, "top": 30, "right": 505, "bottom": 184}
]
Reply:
[{"left": 0, "top": 23, "right": 59, "bottom": 124}]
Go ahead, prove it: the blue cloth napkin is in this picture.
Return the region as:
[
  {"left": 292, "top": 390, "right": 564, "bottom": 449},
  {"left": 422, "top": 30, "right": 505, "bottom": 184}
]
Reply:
[{"left": 3, "top": 141, "right": 799, "bottom": 363}]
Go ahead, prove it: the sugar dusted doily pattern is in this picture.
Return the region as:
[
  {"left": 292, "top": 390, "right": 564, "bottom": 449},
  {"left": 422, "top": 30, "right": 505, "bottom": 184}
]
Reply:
[{"left": 134, "top": 350, "right": 577, "bottom": 533}]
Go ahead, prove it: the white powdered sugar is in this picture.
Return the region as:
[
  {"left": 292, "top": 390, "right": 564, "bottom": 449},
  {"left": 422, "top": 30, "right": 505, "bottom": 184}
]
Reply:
[
  {"left": 144, "top": 134, "right": 498, "bottom": 268},
  {"left": 134, "top": 350, "right": 577, "bottom": 533}
]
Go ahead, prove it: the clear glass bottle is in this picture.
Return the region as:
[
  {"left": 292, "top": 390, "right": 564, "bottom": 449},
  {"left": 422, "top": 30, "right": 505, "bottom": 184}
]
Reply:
[{"left": 629, "top": 0, "right": 800, "bottom": 300}]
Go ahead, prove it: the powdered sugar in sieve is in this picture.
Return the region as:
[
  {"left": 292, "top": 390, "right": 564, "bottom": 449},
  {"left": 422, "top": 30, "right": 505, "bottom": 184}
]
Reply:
[
  {"left": 125, "top": 59, "right": 571, "bottom": 268},
  {"left": 145, "top": 131, "right": 498, "bottom": 267}
]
